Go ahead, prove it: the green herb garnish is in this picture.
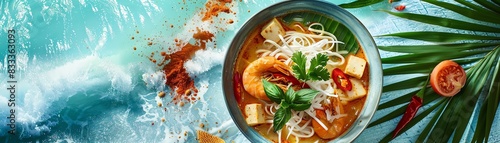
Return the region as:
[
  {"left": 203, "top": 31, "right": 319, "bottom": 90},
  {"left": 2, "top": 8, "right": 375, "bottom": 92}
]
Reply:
[
  {"left": 262, "top": 79, "right": 319, "bottom": 132},
  {"left": 292, "top": 51, "right": 330, "bottom": 81}
]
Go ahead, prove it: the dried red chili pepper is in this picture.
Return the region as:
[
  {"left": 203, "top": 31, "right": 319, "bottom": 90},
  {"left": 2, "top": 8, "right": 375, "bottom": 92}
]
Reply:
[
  {"left": 233, "top": 72, "right": 243, "bottom": 104},
  {"left": 331, "top": 68, "right": 352, "bottom": 91},
  {"left": 392, "top": 76, "right": 429, "bottom": 138}
]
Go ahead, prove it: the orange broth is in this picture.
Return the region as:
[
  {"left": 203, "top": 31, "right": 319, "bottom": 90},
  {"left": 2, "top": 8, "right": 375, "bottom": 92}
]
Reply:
[{"left": 234, "top": 18, "right": 369, "bottom": 143}]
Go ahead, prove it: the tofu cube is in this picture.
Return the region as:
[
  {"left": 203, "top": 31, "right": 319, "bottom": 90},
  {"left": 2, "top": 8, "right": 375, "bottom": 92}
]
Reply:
[
  {"left": 347, "top": 78, "right": 367, "bottom": 99},
  {"left": 334, "top": 89, "right": 349, "bottom": 105},
  {"left": 260, "top": 18, "right": 286, "bottom": 43},
  {"left": 335, "top": 78, "right": 367, "bottom": 102},
  {"left": 245, "top": 104, "right": 266, "bottom": 126},
  {"left": 344, "top": 55, "right": 367, "bottom": 79}
]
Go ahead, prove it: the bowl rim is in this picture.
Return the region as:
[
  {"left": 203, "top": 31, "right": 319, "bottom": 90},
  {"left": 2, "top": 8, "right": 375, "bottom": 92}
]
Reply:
[{"left": 222, "top": 0, "right": 383, "bottom": 142}]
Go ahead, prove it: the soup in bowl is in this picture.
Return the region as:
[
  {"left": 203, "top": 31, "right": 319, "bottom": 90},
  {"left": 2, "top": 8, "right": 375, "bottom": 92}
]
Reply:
[{"left": 222, "top": 1, "right": 382, "bottom": 142}]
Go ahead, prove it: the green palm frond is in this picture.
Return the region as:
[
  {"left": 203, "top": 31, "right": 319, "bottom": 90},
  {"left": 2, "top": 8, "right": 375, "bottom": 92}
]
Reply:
[
  {"left": 473, "top": 0, "right": 500, "bottom": 13},
  {"left": 380, "top": 10, "right": 500, "bottom": 33},
  {"left": 369, "top": 90, "right": 442, "bottom": 128},
  {"left": 381, "top": 50, "right": 489, "bottom": 63},
  {"left": 383, "top": 58, "right": 478, "bottom": 76},
  {"left": 365, "top": 0, "right": 500, "bottom": 142},
  {"left": 455, "top": 0, "right": 500, "bottom": 17},
  {"left": 472, "top": 56, "right": 500, "bottom": 143},
  {"left": 379, "top": 32, "right": 500, "bottom": 42},
  {"left": 382, "top": 76, "right": 426, "bottom": 92},
  {"left": 338, "top": 0, "right": 386, "bottom": 8},
  {"left": 422, "top": 0, "right": 500, "bottom": 24},
  {"left": 378, "top": 43, "right": 500, "bottom": 53}
]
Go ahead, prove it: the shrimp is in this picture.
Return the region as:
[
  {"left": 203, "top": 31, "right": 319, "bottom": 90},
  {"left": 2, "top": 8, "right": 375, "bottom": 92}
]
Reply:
[
  {"left": 312, "top": 97, "right": 346, "bottom": 139},
  {"left": 242, "top": 56, "right": 291, "bottom": 101}
]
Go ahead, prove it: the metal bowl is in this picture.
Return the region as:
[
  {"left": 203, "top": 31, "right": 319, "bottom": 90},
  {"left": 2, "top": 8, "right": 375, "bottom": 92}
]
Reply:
[{"left": 222, "top": 0, "right": 382, "bottom": 142}]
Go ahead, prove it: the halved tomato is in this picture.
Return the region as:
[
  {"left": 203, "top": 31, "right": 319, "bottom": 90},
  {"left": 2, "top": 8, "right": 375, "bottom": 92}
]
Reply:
[{"left": 430, "top": 60, "right": 466, "bottom": 97}]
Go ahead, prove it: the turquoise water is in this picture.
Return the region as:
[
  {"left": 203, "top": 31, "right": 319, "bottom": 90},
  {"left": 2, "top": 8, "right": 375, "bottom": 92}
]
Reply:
[
  {"left": 0, "top": 0, "right": 275, "bottom": 142},
  {"left": 1, "top": 0, "right": 499, "bottom": 142}
]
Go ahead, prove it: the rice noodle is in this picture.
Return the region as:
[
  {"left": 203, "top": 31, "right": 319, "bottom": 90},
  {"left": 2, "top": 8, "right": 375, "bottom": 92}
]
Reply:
[
  {"left": 325, "top": 109, "right": 347, "bottom": 123},
  {"left": 278, "top": 130, "right": 282, "bottom": 143},
  {"left": 285, "top": 111, "right": 315, "bottom": 139},
  {"left": 305, "top": 108, "right": 328, "bottom": 131}
]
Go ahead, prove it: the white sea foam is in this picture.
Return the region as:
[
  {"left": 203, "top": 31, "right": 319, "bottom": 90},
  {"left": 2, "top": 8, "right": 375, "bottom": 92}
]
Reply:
[
  {"left": 196, "top": 80, "right": 210, "bottom": 118},
  {"left": 136, "top": 92, "right": 160, "bottom": 123},
  {"left": 141, "top": 70, "right": 166, "bottom": 91},
  {"left": 184, "top": 48, "right": 225, "bottom": 77},
  {"left": 135, "top": 71, "right": 236, "bottom": 142},
  {"left": 177, "top": 0, "right": 239, "bottom": 83},
  {"left": 16, "top": 49, "right": 29, "bottom": 72},
  {"left": 54, "top": 136, "right": 76, "bottom": 143}
]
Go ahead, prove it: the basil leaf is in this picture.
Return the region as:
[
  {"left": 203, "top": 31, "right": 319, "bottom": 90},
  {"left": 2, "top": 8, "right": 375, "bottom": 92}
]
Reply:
[
  {"left": 280, "top": 100, "right": 290, "bottom": 109},
  {"left": 292, "top": 51, "right": 308, "bottom": 81},
  {"left": 294, "top": 89, "right": 319, "bottom": 104},
  {"left": 290, "top": 103, "right": 312, "bottom": 111},
  {"left": 262, "top": 79, "right": 284, "bottom": 103},
  {"left": 308, "top": 53, "right": 330, "bottom": 81},
  {"left": 285, "top": 87, "right": 295, "bottom": 103},
  {"left": 273, "top": 106, "right": 292, "bottom": 132}
]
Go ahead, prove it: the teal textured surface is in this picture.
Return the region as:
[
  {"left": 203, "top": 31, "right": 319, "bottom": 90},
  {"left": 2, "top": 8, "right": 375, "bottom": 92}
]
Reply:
[{"left": 0, "top": 0, "right": 498, "bottom": 142}]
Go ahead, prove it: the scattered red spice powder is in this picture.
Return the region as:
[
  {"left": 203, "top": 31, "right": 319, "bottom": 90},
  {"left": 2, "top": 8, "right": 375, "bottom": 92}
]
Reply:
[
  {"left": 202, "top": 0, "right": 232, "bottom": 21},
  {"left": 161, "top": 29, "right": 214, "bottom": 104},
  {"left": 193, "top": 28, "right": 215, "bottom": 48},
  {"left": 137, "top": 0, "right": 235, "bottom": 106},
  {"left": 193, "top": 28, "right": 214, "bottom": 41}
]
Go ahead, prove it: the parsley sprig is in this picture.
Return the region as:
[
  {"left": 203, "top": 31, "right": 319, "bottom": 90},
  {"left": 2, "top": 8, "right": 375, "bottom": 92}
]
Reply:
[
  {"left": 262, "top": 79, "right": 319, "bottom": 132},
  {"left": 292, "top": 51, "right": 330, "bottom": 81}
]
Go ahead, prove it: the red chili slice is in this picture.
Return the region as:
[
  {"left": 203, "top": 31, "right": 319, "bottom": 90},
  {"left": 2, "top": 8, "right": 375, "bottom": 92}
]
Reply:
[
  {"left": 332, "top": 68, "right": 352, "bottom": 91},
  {"left": 233, "top": 72, "right": 243, "bottom": 104}
]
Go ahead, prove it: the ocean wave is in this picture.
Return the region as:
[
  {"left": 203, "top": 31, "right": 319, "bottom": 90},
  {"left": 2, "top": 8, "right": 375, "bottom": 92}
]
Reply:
[{"left": 0, "top": 55, "right": 135, "bottom": 139}]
